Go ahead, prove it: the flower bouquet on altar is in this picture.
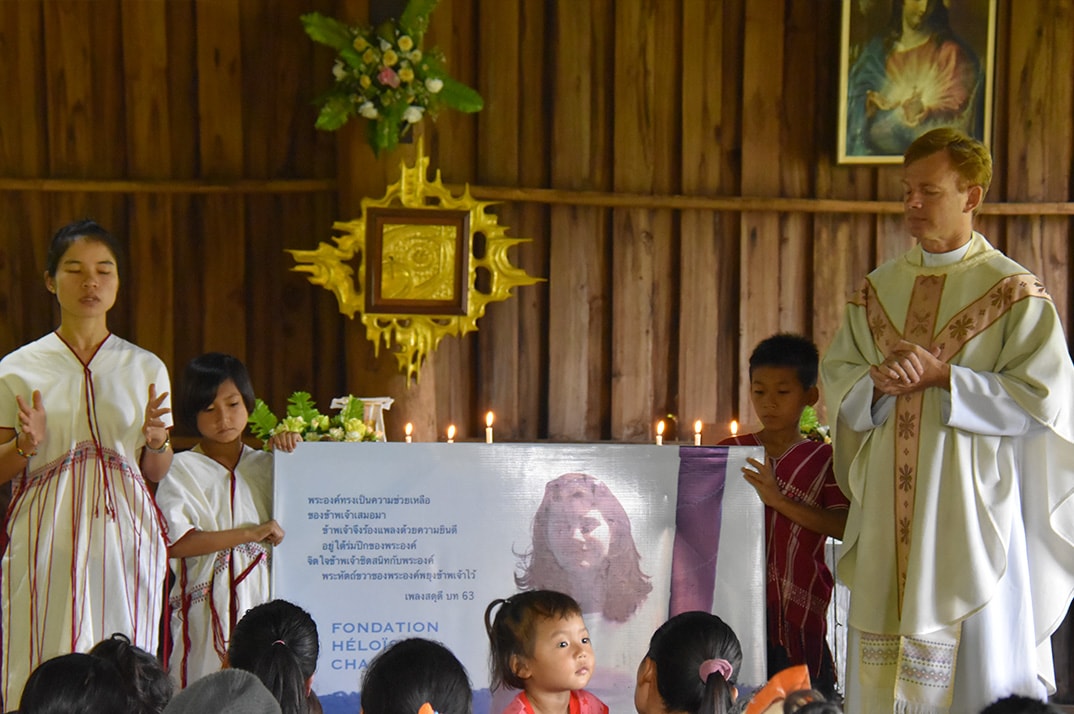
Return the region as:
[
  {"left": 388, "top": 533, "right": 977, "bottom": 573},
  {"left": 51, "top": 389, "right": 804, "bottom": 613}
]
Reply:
[
  {"left": 301, "top": 0, "right": 483, "bottom": 154},
  {"left": 248, "top": 391, "right": 383, "bottom": 446}
]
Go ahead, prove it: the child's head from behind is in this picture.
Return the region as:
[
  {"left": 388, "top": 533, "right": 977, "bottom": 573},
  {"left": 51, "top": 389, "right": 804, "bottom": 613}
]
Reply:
[
  {"left": 20, "top": 652, "right": 129, "bottom": 714},
  {"left": 635, "top": 611, "right": 742, "bottom": 714},
  {"left": 89, "top": 632, "right": 173, "bottom": 714},
  {"left": 748, "top": 334, "right": 820, "bottom": 434},
  {"left": 360, "top": 638, "right": 472, "bottom": 714},
  {"left": 515, "top": 473, "right": 652, "bottom": 622},
  {"left": 228, "top": 599, "right": 319, "bottom": 714},
  {"left": 178, "top": 352, "right": 256, "bottom": 442},
  {"left": 485, "top": 590, "right": 594, "bottom": 696}
]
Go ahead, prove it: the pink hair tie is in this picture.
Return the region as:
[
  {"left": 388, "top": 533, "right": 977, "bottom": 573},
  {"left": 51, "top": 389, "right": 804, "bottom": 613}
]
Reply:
[
  {"left": 698, "top": 658, "right": 733, "bottom": 682},
  {"left": 272, "top": 640, "right": 287, "bottom": 646}
]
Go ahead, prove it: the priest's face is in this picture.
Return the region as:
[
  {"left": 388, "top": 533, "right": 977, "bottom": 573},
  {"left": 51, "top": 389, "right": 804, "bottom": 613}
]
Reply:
[{"left": 901, "top": 149, "right": 980, "bottom": 253}]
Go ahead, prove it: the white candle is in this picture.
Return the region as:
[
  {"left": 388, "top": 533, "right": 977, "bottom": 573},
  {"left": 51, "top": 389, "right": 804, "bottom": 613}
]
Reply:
[
  {"left": 485, "top": 411, "right": 494, "bottom": 444},
  {"left": 447, "top": 424, "right": 456, "bottom": 443},
  {"left": 694, "top": 419, "right": 702, "bottom": 446},
  {"left": 656, "top": 420, "right": 665, "bottom": 446},
  {"left": 404, "top": 422, "right": 413, "bottom": 443},
  {"left": 730, "top": 419, "right": 739, "bottom": 438}
]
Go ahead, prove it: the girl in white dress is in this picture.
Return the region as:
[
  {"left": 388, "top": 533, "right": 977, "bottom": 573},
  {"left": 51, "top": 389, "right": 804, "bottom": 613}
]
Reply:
[{"left": 155, "top": 353, "right": 298, "bottom": 687}]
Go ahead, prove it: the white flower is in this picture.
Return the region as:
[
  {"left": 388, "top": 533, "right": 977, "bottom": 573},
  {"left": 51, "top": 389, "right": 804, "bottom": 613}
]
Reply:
[
  {"left": 328, "top": 427, "right": 345, "bottom": 441},
  {"left": 379, "top": 38, "right": 391, "bottom": 51},
  {"left": 403, "top": 105, "right": 425, "bottom": 123},
  {"left": 344, "top": 431, "right": 363, "bottom": 442},
  {"left": 424, "top": 77, "right": 443, "bottom": 94},
  {"left": 332, "top": 59, "right": 347, "bottom": 80},
  {"left": 359, "top": 101, "right": 379, "bottom": 119}
]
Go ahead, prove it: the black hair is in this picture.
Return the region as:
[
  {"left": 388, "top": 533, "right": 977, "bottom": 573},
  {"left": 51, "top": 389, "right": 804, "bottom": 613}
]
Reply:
[
  {"left": 484, "top": 590, "right": 583, "bottom": 692},
  {"left": 19, "top": 652, "right": 129, "bottom": 714},
  {"left": 89, "top": 633, "right": 173, "bottom": 714},
  {"left": 748, "top": 333, "right": 820, "bottom": 390},
  {"left": 784, "top": 690, "right": 841, "bottom": 714},
  {"left": 177, "top": 352, "right": 257, "bottom": 433},
  {"left": 980, "top": 695, "right": 1063, "bottom": 714},
  {"left": 644, "top": 611, "right": 743, "bottom": 714},
  {"left": 45, "top": 219, "right": 125, "bottom": 279},
  {"left": 228, "top": 600, "right": 320, "bottom": 714},
  {"left": 360, "top": 638, "right": 472, "bottom": 714}
]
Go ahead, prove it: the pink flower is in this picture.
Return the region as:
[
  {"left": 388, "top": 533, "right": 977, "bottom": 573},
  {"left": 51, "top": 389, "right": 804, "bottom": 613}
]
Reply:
[{"left": 377, "top": 67, "right": 400, "bottom": 88}]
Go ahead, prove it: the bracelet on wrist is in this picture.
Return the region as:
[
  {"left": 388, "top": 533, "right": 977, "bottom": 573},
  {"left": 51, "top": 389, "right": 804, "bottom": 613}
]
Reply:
[
  {"left": 145, "top": 435, "right": 171, "bottom": 454},
  {"left": 14, "top": 431, "right": 37, "bottom": 459}
]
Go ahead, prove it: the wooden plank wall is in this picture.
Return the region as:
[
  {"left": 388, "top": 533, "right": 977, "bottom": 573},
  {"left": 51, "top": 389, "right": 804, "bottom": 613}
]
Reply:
[
  {"left": 1, "top": 0, "right": 1074, "bottom": 697},
  {"left": 0, "top": 0, "right": 1070, "bottom": 443}
]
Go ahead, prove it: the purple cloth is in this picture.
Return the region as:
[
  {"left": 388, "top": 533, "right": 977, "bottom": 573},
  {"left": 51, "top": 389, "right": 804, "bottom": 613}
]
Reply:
[{"left": 669, "top": 446, "right": 729, "bottom": 615}]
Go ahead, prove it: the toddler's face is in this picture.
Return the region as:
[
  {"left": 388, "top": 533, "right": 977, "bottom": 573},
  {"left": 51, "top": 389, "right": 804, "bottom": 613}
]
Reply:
[{"left": 514, "top": 613, "right": 595, "bottom": 697}]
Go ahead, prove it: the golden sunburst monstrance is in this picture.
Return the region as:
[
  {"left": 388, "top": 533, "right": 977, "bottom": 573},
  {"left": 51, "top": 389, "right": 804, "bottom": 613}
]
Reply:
[{"left": 290, "top": 140, "right": 541, "bottom": 384}]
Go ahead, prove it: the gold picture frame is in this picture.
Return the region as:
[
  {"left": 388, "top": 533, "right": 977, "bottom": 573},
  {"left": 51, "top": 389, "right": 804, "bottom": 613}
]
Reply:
[
  {"left": 289, "top": 140, "right": 542, "bottom": 383},
  {"left": 837, "top": 0, "right": 997, "bottom": 164},
  {"left": 365, "top": 207, "right": 470, "bottom": 316}
]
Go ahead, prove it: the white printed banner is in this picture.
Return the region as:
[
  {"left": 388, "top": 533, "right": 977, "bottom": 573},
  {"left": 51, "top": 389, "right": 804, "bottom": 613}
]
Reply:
[{"left": 273, "top": 443, "right": 764, "bottom": 714}]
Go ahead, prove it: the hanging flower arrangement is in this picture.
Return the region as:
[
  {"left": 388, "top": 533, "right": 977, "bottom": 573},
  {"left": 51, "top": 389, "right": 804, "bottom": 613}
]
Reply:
[{"left": 301, "top": 0, "right": 483, "bottom": 155}]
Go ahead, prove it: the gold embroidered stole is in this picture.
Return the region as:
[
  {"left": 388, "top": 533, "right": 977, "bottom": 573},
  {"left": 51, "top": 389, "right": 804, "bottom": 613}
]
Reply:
[{"left": 857, "top": 270, "right": 1050, "bottom": 615}]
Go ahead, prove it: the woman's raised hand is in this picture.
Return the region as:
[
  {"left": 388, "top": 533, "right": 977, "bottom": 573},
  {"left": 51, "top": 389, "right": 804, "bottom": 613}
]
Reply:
[
  {"left": 142, "top": 383, "right": 171, "bottom": 449},
  {"left": 15, "top": 390, "right": 46, "bottom": 452}
]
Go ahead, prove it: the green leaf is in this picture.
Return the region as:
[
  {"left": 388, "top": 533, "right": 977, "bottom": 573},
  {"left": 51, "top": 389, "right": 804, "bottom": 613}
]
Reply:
[
  {"left": 314, "top": 97, "right": 352, "bottom": 131},
  {"left": 338, "top": 395, "right": 365, "bottom": 423},
  {"left": 339, "top": 46, "right": 365, "bottom": 69},
  {"left": 435, "top": 76, "right": 484, "bottom": 113},
  {"left": 799, "top": 405, "right": 819, "bottom": 434},
  {"left": 287, "top": 391, "right": 321, "bottom": 423},
  {"left": 399, "top": 0, "right": 439, "bottom": 42},
  {"left": 247, "top": 399, "right": 279, "bottom": 444},
  {"left": 300, "top": 12, "right": 355, "bottom": 52}
]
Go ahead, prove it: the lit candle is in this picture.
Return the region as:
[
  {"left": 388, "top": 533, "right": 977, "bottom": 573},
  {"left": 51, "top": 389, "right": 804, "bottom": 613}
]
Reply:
[
  {"left": 404, "top": 422, "right": 413, "bottom": 443},
  {"left": 730, "top": 419, "right": 739, "bottom": 438},
  {"left": 447, "top": 424, "right": 456, "bottom": 443},
  {"left": 656, "top": 420, "right": 665, "bottom": 446},
  {"left": 694, "top": 420, "right": 702, "bottom": 446},
  {"left": 485, "top": 411, "right": 494, "bottom": 444}
]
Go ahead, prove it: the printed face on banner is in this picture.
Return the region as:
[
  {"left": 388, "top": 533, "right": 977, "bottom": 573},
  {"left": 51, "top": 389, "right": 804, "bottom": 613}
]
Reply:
[{"left": 518, "top": 472, "right": 652, "bottom": 625}]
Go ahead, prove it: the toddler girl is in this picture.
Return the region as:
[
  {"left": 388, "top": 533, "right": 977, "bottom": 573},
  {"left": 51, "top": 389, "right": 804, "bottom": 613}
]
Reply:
[{"left": 485, "top": 590, "right": 609, "bottom": 714}]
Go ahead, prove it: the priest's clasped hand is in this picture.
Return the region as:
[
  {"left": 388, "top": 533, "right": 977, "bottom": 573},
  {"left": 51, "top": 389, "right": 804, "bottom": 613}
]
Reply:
[{"left": 870, "top": 339, "right": 951, "bottom": 396}]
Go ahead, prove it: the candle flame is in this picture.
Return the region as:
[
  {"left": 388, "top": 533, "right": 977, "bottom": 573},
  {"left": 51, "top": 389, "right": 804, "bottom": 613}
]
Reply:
[
  {"left": 486, "top": 411, "right": 494, "bottom": 427},
  {"left": 694, "top": 420, "right": 702, "bottom": 434},
  {"left": 405, "top": 422, "right": 413, "bottom": 436},
  {"left": 657, "top": 420, "right": 665, "bottom": 436},
  {"left": 730, "top": 419, "right": 738, "bottom": 436},
  {"left": 447, "top": 424, "right": 456, "bottom": 439}
]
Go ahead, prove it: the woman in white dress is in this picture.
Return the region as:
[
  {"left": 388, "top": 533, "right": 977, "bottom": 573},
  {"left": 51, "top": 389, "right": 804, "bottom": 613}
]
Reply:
[{"left": 0, "top": 219, "right": 173, "bottom": 708}]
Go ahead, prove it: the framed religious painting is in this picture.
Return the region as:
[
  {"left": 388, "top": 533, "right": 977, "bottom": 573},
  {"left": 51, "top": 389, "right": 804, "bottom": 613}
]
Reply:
[
  {"left": 837, "top": 0, "right": 997, "bottom": 164},
  {"left": 364, "top": 207, "right": 470, "bottom": 316}
]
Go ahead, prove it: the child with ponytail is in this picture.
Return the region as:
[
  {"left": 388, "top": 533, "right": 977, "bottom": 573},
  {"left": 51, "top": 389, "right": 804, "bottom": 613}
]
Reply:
[{"left": 634, "top": 611, "right": 743, "bottom": 714}]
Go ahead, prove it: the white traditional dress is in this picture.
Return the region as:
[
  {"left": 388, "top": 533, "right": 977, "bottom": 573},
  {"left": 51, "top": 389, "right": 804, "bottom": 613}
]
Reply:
[
  {"left": 0, "top": 332, "right": 171, "bottom": 707},
  {"left": 822, "top": 234, "right": 1074, "bottom": 713},
  {"left": 155, "top": 444, "right": 273, "bottom": 687}
]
